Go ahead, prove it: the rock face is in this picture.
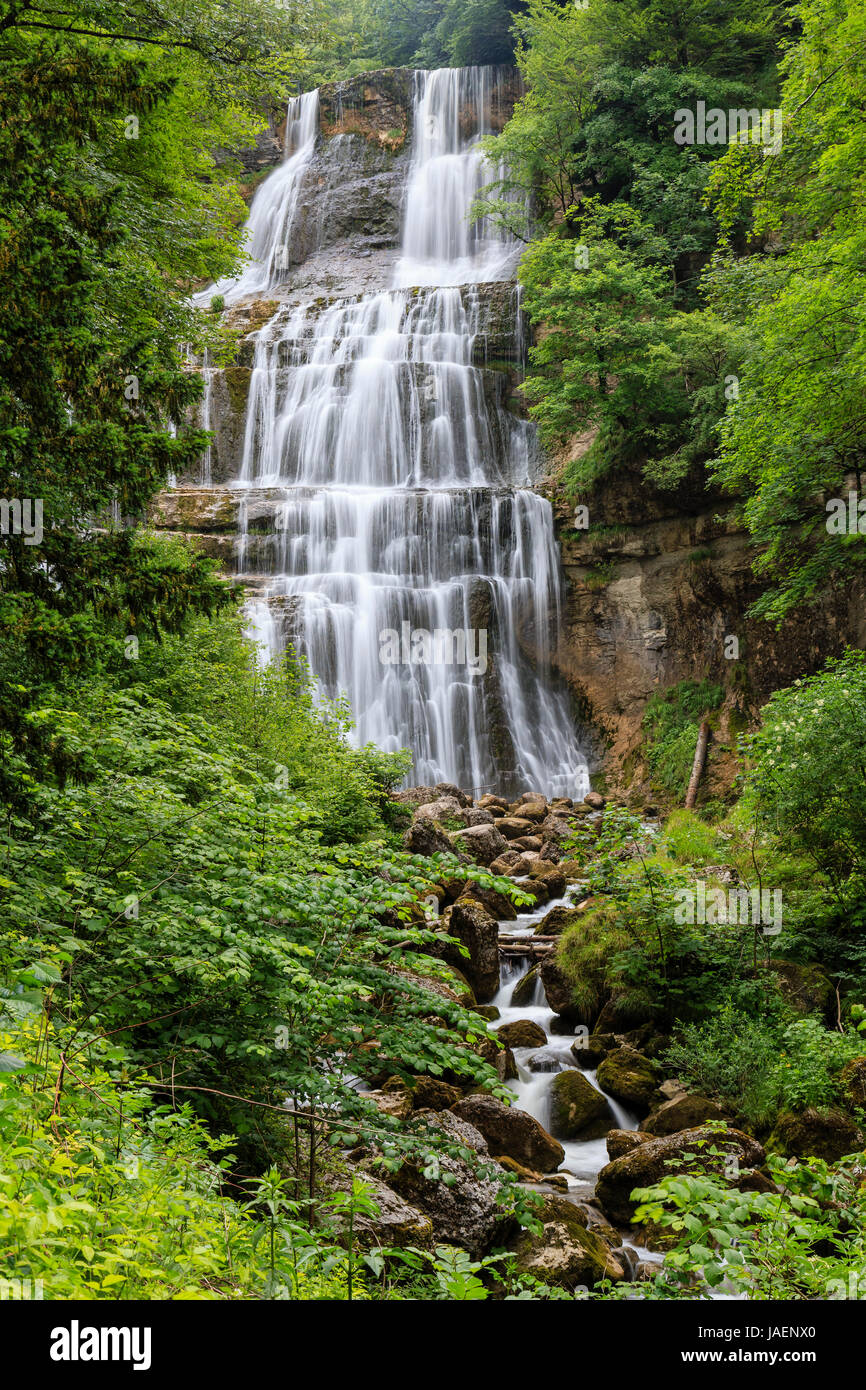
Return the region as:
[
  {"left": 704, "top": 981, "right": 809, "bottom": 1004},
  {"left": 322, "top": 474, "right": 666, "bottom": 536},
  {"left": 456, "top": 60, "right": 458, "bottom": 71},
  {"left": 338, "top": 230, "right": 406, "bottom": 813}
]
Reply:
[
  {"left": 511, "top": 1195, "right": 625, "bottom": 1289},
  {"left": 596, "top": 1047, "right": 661, "bottom": 1116},
  {"left": 441, "top": 897, "right": 500, "bottom": 1002},
  {"left": 549, "top": 1070, "right": 614, "bottom": 1141},
  {"left": 451, "top": 1094, "right": 565, "bottom": 1172},
  {"left": 595, "top": 1126, "right": 765, "bottom": 1226}
]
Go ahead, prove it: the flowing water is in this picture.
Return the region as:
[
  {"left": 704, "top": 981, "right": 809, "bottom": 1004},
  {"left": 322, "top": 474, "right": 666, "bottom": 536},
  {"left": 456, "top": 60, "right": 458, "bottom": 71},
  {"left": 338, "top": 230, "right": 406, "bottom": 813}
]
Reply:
[
  {"left": 492, "top": 934, "right": 639, "bottom": 1186},
  {"left": 203, "top": 66, "right": 588, "bottom": 798}
]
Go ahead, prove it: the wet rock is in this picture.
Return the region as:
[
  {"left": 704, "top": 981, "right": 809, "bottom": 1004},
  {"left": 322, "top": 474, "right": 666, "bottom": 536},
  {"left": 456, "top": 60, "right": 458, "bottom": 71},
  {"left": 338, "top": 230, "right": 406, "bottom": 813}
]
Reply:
[
  {"left": 583, "top": 792, "right": 606, "bottom": 811},
  {"left": 605, "top": 1129, "right": 650, "bottom": 1161},
  {"left": 497, "top": 1155, "right": 543, "bottom": 1182},
  {"left": 570, "top": 1035, "right": 610, "bottom": 1069},
  {"left": 640, "top": 1094, "right": 727, "bottom": 1136},
  {"left": 527, "top": 862, "right": 567, "bottom": 897},
  {"left": 535, "top": 904, "right": 586, "bottom": 936},
  {"left": 390, "top": 1110, "right": 509, "bottom": 1256},
  {"left": 451, "top": 1093, "right": 565, "bottom": 1172},
  {"left": 441, "top": 897, "right": 500, "bottom": 1002},
  {"left": 450, "top": 822, "right": 508, "bottom": 866},
  {"left": 527, "top": 1045, "right": 574, "bottom": 1073},
  {"left": 516, "top": 879, "right": 551, "bottom": 907},
  {"left": 596, "top": 1126, "right": 765, "bottom": 1225},
  {"left": 596, "top": 1047, "right": 662, "bottom": 1117},
  {"left": 510, "top": 964, "right": 540, "bottom": 1008},
  {"left": 473, "top": 1032, "right": 518, "bottom": 1082},
  {"left": 511, "top": 1195, "right": 625, "bottom": 1289},
  {"left": 496, "top": 1018, "right": 548, "bottom": 1049},
  {"left": 511, "top": 835, "right": 543, "bottom": 851},
  {"left": 516, "top": 800, "right": 548, "bottom": 822},
  {"left": 470, "top": 1003, "right": 500, "bottom": 1022},
  {"left": 768, "top": 1107, "right": 864, "bottom": 1162},
  {"left": 539, "top": 958, "right": 584, "bottom": 1026},
  {"left": 550, "top": 1071, "right": 615, "bottom": 1141}
]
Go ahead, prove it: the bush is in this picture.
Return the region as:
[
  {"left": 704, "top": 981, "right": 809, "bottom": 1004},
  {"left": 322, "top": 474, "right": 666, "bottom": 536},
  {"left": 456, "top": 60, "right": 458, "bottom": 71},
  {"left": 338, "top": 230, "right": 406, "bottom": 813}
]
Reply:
[{"left": 643, "top": 681, "right": 724, "bottom": 796}]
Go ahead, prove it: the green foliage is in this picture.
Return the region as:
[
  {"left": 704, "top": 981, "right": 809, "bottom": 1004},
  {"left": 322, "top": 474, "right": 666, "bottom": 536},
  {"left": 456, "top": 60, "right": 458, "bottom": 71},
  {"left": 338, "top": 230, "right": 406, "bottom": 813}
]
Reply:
[
  {"left": 664, "top": 1004, "right": 866, "bottom": 1128},
  {"left": 643, "top": 681, "right": 723, "bottom": 796},
  {"left": 625, "top": 1150, "right": 866, "bottom": 1299},
  {"left": 708, "top": 0, "right": 866, "bottom": 620}
]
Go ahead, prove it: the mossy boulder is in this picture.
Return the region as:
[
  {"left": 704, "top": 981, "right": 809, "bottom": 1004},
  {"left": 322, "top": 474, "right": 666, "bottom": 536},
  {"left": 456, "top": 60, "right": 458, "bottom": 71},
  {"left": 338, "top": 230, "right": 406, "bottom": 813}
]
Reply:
[
  {"left": 451, "top": 1093, "right": 565, "bottom": 1172},
  {"left": 496, "top": 1018, "right": 548, "bottom": 1049},
  {"left": 535, "top": 905, "right": 586, "bottom": 936},
  {"left": 570, "top": 1034, "right": 611, "bottom": 1069},
  {"left": 408, "top": 1077, "right": 462, "bottom": 1111},
  {"left": 527, "top": 861, "right": 567, "bottom": 897},
  {"left": 606, "top": 1129, "right": 650, "bottom": 1160},
  {"left": 596, "top": 1047, "right": 662, "bottom": 1117},
  {"left": 768, "top": 1107, "right": 863, "bottom": 1162},
  {"left": 549, "top": 1070, "right": 615, "bottom": 1141},
  {"left": 596, "top": 1126, "right": 765, "bottom": 1225},
  {"left": 458, "top": 884, "right": 517, "bottom": 921},
  {"left": 771, "top": 960, "right": 836, "bottom": 1022},
  {"left": 510, "top": 965, "right": 541, "bottom": 1008},
  {"left": 640, "top": 1094, "right": 727, "bottom": 1136},
  {"left": 511, "top": 1195, "right": 625, "bottom": 1289}
]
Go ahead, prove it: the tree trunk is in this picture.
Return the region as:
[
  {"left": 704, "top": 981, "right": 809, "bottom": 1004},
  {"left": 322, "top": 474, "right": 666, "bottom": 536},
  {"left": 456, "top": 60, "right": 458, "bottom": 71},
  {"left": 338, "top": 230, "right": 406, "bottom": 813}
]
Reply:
[{"left": 685, "top": 720, "right": 711, "bottom": 809}]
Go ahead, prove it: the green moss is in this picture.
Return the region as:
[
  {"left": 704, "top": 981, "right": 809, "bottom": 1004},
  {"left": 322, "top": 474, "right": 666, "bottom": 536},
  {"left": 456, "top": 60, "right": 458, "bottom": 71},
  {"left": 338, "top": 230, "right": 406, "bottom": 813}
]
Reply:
[{"left": 642, "top": 679, "right": 724, "bottom": 797}]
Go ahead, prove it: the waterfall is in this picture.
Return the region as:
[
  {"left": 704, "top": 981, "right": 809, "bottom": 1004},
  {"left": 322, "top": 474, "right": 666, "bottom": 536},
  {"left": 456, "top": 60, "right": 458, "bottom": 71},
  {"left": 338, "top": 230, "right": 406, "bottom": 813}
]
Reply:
[
  {"left": 208, "top": 67, "right": 588, "bottom": 798},
  {"left": 197, "top": 89, "right": 320, "bottom": 306}
]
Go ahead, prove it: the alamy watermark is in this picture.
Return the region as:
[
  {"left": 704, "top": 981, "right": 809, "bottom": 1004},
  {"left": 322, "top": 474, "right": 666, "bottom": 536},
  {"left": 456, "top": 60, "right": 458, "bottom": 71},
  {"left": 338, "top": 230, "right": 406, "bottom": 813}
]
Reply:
[
  {"left": 674, "top": 102, "right": 783, "bottom": 156},
  {"left": 0, "top": 498, "right": 43, "bottom": 545},
  {"left": 674, "top": 882, "right": 782, "bottom": 934},
  {"left": 825, "top": 491, "right": 866, "bottom": 534},
  {"left": 379, "top": 622, "right": 488, "bottom": 677}
]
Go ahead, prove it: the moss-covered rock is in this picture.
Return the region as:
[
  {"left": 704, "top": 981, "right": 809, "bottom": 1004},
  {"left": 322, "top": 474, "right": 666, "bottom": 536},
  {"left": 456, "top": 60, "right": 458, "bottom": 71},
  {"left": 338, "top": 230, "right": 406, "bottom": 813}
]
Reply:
[
  {"left": 596, "top": 1046, "right": 662, "bottom": 1116},
  {"left": 771, "top": 960, "right": 836, "bottom": 1022},
  {"left": 596, "top": 1126, "right": 765, "bottom": 1225},
  {"left": 640, "top": 1094, "right": 727, "bottom": 1136},
  {"left": 768, "top": 1107, "right": 863, "bottom": 1162},
  {"left": 496, "top": 1018, "right": 548, "bottom": 1049},
  {"left": 510, "top": 964, "right": 541, "bottom": 1008},
  {"left": 840, "top": 1056, "right": 866, "bottom": 1111},
  {"left": 510, "top": 1195, "right": 625, "bottom": 1289},
  {"left": 535, "top": 905, "right": 586, "bottom": 936},
  {"left": 549, "top": 1070, "right": 614, "bottom": 1141},
  {"left": 606, "top": 1129, "right": 650, "bottom": 1161},
  {"left": 451, "top": 1093, "right": 565, "bottom": 1172}
]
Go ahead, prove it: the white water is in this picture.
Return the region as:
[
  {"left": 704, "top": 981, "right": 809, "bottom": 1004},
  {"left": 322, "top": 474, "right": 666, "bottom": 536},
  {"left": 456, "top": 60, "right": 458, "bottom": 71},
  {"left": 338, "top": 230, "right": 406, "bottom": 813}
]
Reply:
[
  {"left": 198, "top": 67, "right": 589, "bottom": 798},
  {"left": 197, "top": 90, "right": 320, "bottom": 306},
  {"left": 492, "top": 945, "right": 639, "bottom": 1185}
]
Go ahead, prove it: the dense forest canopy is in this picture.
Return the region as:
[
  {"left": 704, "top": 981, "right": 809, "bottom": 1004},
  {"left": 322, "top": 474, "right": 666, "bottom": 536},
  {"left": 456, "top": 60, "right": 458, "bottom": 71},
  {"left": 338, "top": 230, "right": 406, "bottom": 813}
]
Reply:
[{"left": 1, "top": 0, "right": 866, "bottom": 1315}]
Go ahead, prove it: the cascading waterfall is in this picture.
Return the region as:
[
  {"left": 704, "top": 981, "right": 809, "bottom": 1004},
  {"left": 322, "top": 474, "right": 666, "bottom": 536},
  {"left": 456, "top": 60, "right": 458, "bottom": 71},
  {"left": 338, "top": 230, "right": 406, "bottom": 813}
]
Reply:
[{"left": 216, "top": 67, "right": 589, "bottom": 797}]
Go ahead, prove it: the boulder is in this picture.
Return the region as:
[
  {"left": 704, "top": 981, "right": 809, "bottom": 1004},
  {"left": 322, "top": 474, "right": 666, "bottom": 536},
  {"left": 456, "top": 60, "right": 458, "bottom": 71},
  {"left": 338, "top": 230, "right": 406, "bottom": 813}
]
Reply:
[
  {"left": 342, "top": 1169, "right": 434, "bottom": 1250},
  {"left": 540, "top": 815, "right": 575, "bottom": 842},
  {"left": 549, "top": 1070, "right": 615, "bottom": 1141},
  {"left": 595, "top": 1126, "right": 765, "bottom": 1225},
  {"left": 451, "top": 1093, "right": 565, "bottom": 1172},
  {"left": 840, "top": 1056, "right": 866, "bottom": 1111},
  {"left": 404, "top": 817, "right": 454, "bottom": 857},
  {"left": 433, "top": 782, "right": 471, "bottom": 806},
  {"left": 511, "top": 1195, "right": 625, "bottom": 1289},
  {"left": 517, "top": 801, "right": 548, "bottom": 823},
  {"left": 527, "top": 1045, "right": 574, "bottom": 1073},
  {"left": 496, "top": 1018, "right": 548, "bottom": 1049},
  {"left": 527, "top": 861, "right": 567, "bottom": 897},
  {"left": 535, "top": 904, "right": 586, "bottom": 936},
  {"left": 488, "top": 850, "right": 522, "bottom": 875},
  {"left": 605, "top": 1129, "right": 650, "bottom": 1161},
  {"left": 640, "top": 1094, "right": 727, "bottom": 1136},
  {"left": 465, "top": 807, "right": 495, "bottom": 826},
  {"left": 415, "top": 796, "right": 467, "bottom": 824},
  {"left": 409, "top": 1077, "right": 463, "bottom": 1111},
  {"left": 473, "top": 1032, "right": 518, "bottom": 1082},
  {"left": 358, "top": 1087, "right": 413, "bottom": 1120},
  {"left": 768, "top": 1107, "right": 864, "bottom": 1162},
  {"left": 539, "top": 958, "right": 583, "bottom": 1024},
  {"left": 470, "top": 1004, "right": 500, "bottom": 1022},
  {"left": 596, "top": 1047, "right": 662, "bottom": 1116},
  {"left": 516, "top": 879, "right": 550, "bottom": 907},
  {"left": 477, "top": 794, "right": 508, "bottom": 813},
  {"left": 570, "top": 1034, "right": 610, "bottom": 1069},
  {"left": 510, "top": 965, "right": 541, "bottom": 1008},
  {"left": 450, "top": 823, "right": 508, "bottom": 866},
  {"left": 511, "top": 835, "right": 543, "bottom": 852},
  {"left": 771, "top": 960, "right": 836, "bottom": 1021},
  {"left": 583, "top": 791, "right": 606, "bottom": 810},
  {"left": 390, "top": 1110, "right": 508, "bottom": 1256},
  {"left": 456, "top": 884, "right": 517, "bottom": 921},
  {"left": 592, "top": 995, "right": 657, "bottom": 1034},
  {"left": 441, "top": 897, "right": 500, "bottom": 1002},
  {"left": 497, "top": 816, "right": 535, "bottom": 840}
]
